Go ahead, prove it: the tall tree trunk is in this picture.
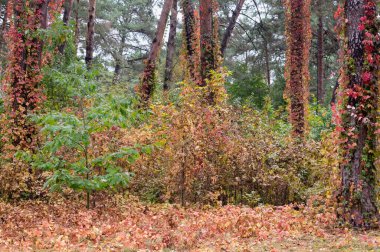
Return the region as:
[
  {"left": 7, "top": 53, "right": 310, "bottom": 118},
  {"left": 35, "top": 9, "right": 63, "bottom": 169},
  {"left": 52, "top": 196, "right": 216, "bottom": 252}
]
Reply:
[
  {"left": 337, "top": 0, "right": 379, "bottom": 228},
  {"left": 58, "top": 0, "right": 74, "bottom": 54},
  {"left": 316, "top": 0, "right": 324, "bottom": 105},
  {"left": 220, "top": 0, "right": 245, "bottom": 56},
  {"left": 199, "top": 0, "right": 220, "bottom": 104},
  {"left": 199, "top": 0, "right": 218, "bottom": 86},
  {"left": 163, "top": 0, "right": 178, "bottom": 91},
  {"left": 182, "top": 0, "right": 201, "bottom": 85},
  {"left": 112, "top": 33, "right": 126, "bottom": 85},
  {"left": 284, "top": 0, "right": 311, "bottom": 136},
  {"left": 74, "top": 0, "right": 79, "bottom": 54},
  {"left": 138, "top": 0, "right": 173, "bottom": 104},
  {"left": 85, "top": 0, "right": 96, "bottom": 68}
]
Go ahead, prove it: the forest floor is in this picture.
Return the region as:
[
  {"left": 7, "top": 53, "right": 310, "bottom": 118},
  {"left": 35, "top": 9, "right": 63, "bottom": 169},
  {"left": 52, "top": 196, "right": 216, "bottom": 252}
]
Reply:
[{"left": 0, "top": 197, "right": 379, "bottom": 251}]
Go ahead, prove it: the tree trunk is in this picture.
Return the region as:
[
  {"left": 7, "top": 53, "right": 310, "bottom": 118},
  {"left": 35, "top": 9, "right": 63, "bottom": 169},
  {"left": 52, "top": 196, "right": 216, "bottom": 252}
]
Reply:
[
  {"left": 330, "top": 78, "right": 339, "bottom": 105},
  {"left": 38, "top": 0, "right": 49, "bottom": 67},
  {"left": 199, "top": 0, "right": 220, "bottom": 104},
  {"left": 0, "top": 0, "right": 8, "bottom": 52},
  {"left": 284, "top": 0, "right": 311, "bottom": 136},
  {"left": 199, "top": 0, "right": 217, "bottom": 86},
  {"left": 85, "top": 0, "right": 96, "bottom": 68},
  {"left": 264, "top": 40, "right": 270, "bottom": 86},
  {"left": 182, "top": 0, "right": 201, "bottom": 85},
  {"left": 74, "top": 0, "right": 79, "bottom": 54},
  {"left": 58, "top": 0, "right": 74, "bottom": 54},
  {"left": 4, "top": 0, "right": 45, "bottom": 149},
  {"left": 112, "top": 34, "right": 126, "bottom": 85},
  {"left": 316, "top": 0, "right": 324, "bottom": 105},
  {"left": 220, "top": 0, "right": 245, "bottom": 56},
  {"left": 337, "top": 0, "right": 379, "bottom": 228},
  {"left": 163, "top": 0, "right": 178, "bottom": 91},
  {"left": 139, "top": 0, "right": 173, "bottom": 104}
]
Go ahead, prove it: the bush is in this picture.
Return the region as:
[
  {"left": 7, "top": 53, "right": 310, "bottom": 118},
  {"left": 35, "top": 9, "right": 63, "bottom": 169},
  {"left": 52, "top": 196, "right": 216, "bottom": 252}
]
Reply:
[{"left": 126, "top": 73, "right": 337, "bottom": 206}]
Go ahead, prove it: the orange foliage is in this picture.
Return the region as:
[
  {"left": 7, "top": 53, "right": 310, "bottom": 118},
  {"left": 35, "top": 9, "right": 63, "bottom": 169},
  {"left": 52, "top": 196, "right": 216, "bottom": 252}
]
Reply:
[{"left": 0, "top": 197, "right": 342, "bottom": 251}]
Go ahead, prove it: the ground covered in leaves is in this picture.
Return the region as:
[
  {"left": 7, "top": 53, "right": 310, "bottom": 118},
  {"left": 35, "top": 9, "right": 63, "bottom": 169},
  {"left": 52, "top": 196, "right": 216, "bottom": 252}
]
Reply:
[{"left": 0, "top": 198, "right": 379, "bottom": 251}]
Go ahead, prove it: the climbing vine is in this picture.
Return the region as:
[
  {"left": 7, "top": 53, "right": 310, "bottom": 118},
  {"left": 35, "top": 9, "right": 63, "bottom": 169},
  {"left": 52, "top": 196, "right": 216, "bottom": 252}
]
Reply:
[
  {"left": 181, "top": 0, "right": 201, "bottom": 85},
  {"left": 334, "top": 0, "right": 379, "bottom": 227},
  {"left": 283, "top": 0, "right": 311, "bottom": 136},
  {"left": 0, "top": 0, "right": 63, "bottom": 198},
  {"left": 199, "top": 0, "right": 221, "bottom": 87}
]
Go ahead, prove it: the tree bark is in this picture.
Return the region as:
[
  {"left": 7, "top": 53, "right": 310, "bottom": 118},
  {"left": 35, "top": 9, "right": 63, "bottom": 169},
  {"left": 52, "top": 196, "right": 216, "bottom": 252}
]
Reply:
[
  {"left": 74, "top": 0, "right": 79, "bottom": 54},
  {"left": 264, "top": 40, "right": 270, "bottom": 86},
  {"left": 182, "top": 0, "right": 201, "bottom": 85},
  {"left": 38, "top": 0, "right": 49, "bottom": 67},
  {"left": 220, "top": 0, "right": 245, "bottom": 56},
  {"left": 112, "top": 33, "right": 126, "bottom": 85},
  {"left": 139, "top": 0, "right": 173, "bottom": 104},
  {"left": 337, "top": 0, "right": 379, "bottom": 228},
  {"left": 199, "top": 0, "right": 220, "bottom": 104},
  {"left": 330, "top": 78, "right": 339, "bottom": 105},
  {"left": 85, "top": 0, "right": 96, "bottom": 68},
  {"left": 58, "top": 0, "right": 74, "bottom": 54},
  {"left": 0, "top": 0, "right": 8, "bottom": 52},
  {"left": 316, "top": 0, "right": 324, "bottom": 105},
  {"left": 200, "top": 0, "right": 216, "bottom": 86},
  {"left": 163, "top": 0, "right": 178, "bottom": 91}
]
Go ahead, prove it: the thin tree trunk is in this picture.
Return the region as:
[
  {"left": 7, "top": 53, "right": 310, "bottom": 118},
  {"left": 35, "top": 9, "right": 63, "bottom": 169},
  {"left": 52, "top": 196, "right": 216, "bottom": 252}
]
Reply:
[
  {"left": 220, "top": 0, "right": 245, "bottom": 56},
  {"left": 112, "top": 34, "right": 126, "bottom": 85},
  {"left": 38, "top": 0, "right": 49, "bottom": 67},
  {"left": 337, "top": 0, "right": 379, "bottom": 228},
  {"left": 0, "top": 0, "right": 8, "bottom": 52},
  {"left": 316, "top": 0, "right": 324, "bottom": 105},
  {"left": 163, "top": 0, "right": 178, "bottom": 91},
  {"left": 330, "top": 78, "right": 339, "bottom": 105},
  {"left": 85, "top": 0, "right": 96, "bottom": 68},
  {"left": 182, "top": 0, "right": 201, "bottom": 85},
  {"left": 74, "top": 0, "right": 79, "bottom": 54},
  {"left": 139, "top": 0, "right": 173, "bottom": 104},
  {"left": 58, "top": 0, "right": 74, "bottom": 54},
  {"left": 264, "top": 40, "right": 270, "bottom": 86}
]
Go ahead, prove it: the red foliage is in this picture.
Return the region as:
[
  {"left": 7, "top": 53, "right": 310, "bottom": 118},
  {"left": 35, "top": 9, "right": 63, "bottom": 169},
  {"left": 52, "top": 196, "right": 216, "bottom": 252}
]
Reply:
[
  {"left": 334, "top": 0, "right": 379, "bottom": 227},
  {"left": 283, "top": 0, "right": 311, "bottom": 136},
  {"left": 1, "top": 0, "right": 46, "bottom": 150},
  {"left": 0, "top": 198, "right": 339, "bottom": 251}
]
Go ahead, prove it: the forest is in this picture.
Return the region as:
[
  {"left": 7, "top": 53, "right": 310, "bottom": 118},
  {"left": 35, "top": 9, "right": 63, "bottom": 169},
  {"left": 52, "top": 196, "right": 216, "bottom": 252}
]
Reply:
[{"left": 0, "top": 0, "right": 379, "bottom": 250}]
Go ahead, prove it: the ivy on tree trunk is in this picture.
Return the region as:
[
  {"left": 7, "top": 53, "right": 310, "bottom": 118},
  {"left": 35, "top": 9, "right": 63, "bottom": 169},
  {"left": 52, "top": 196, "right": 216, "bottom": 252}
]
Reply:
[
  {"left": 335, "top": 0, "right": 379, "bottom": 228},
  {"left": 182, "top": 0, "right": 201, "bottom": 85},
  {"left": 284, "top": 0, "right": 311, "bottom": 136}
]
